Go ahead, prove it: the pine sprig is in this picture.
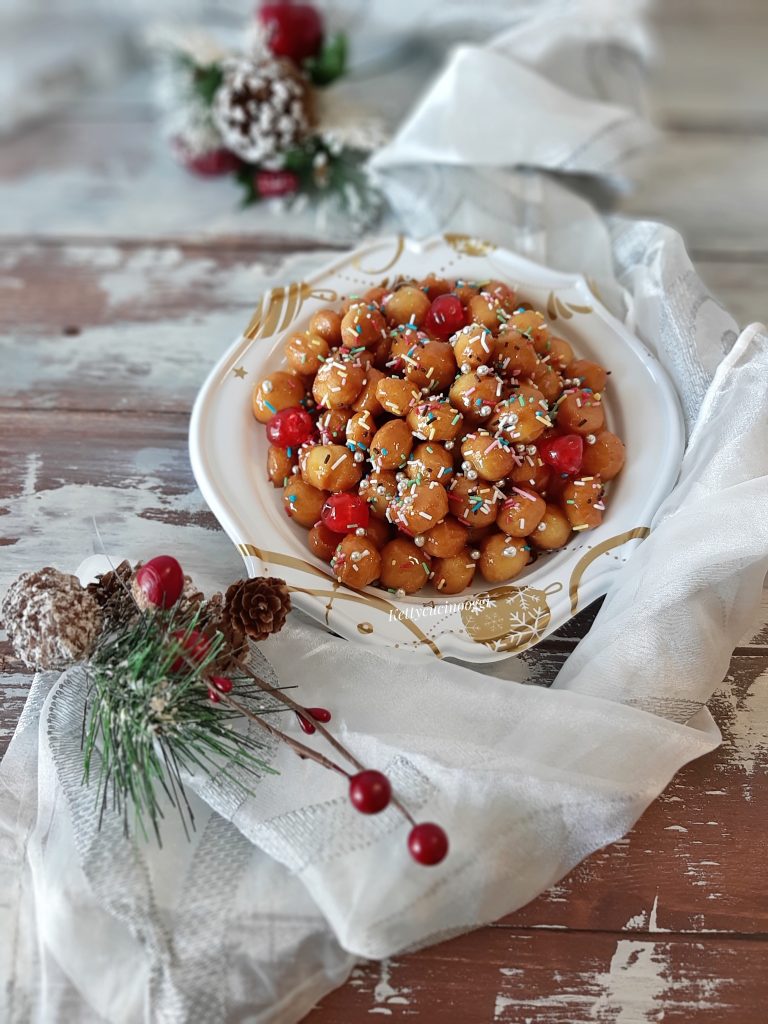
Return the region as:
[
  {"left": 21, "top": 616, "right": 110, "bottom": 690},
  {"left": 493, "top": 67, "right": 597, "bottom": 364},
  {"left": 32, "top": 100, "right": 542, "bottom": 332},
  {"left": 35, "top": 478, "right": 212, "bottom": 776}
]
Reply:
[{"left": 82, "top": 604, "right": 274, "bottom": 843}]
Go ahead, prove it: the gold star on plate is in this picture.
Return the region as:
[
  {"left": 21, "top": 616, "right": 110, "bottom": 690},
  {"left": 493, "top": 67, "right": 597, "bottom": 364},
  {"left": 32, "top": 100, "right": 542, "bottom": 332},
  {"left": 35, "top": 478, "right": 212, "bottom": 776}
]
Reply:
[{"left": 232, "top": 366, "right": 248, "bottom": 379}]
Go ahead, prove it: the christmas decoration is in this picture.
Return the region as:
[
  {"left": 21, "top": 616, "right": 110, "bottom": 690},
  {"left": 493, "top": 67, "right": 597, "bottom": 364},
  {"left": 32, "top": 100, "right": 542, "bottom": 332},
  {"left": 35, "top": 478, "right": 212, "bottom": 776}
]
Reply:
[
  {"left": 87, "top": 558, "right": 136, "bottom": 625},
  {"left": 408, "top": 823, "right": 450, "bottom": 865},
  {"left": 133, "top": 554, "right": 186, "bottom": 610},
  {"left": 258, "top": 1, "right": 325, "bottom": 64},
  {"left": 349, "top": 770, "right": 392, "bottom": 814},
  {"left": 2, "top": 567, "right": 102, "bottom": 669},
  {"left": 224, "top": 576, "right": 291, "bottom": 641}
]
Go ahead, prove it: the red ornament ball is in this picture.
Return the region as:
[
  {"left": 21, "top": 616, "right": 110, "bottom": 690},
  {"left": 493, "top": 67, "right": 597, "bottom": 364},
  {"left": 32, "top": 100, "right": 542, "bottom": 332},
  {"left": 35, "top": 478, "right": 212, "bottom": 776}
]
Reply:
[
  {"left": 349, "top": 770, "right": 391, "bottom": 815},
  {"left": 170, "top": 629, "right": 210, "bottom": 673},
  {"left": 424, "top": 294, "right": 466, "bottom": 340},
  {"left": 321, "top": 493, "right": 370, "bottom": 534},
  {"left": 408, "top": 822, "right": 449, "bottom": 866},
  {"left": 258, "top": 1, "right": 324, "bottom": 63},
  {"left": 179, "top": 145, "right": 241, "bottom": 177},
  {"left": 539, "top": 433, "right": 584, "bottom": 476},
  {"left": 255, "top": 169, "right": 301, "bottom": 199},
  {"left": 266, "top": 406, "right": 315, "bottom": 448},
  {"left": 134, "top": 555, "right": 185, "bottom": 609}
]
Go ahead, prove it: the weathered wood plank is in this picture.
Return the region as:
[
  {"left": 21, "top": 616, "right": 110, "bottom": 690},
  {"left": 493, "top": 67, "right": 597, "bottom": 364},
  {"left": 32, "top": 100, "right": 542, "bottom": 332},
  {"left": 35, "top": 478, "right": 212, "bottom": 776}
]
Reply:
[{"left": 306, "top": 929, "right": 768, "bottom": 1022}]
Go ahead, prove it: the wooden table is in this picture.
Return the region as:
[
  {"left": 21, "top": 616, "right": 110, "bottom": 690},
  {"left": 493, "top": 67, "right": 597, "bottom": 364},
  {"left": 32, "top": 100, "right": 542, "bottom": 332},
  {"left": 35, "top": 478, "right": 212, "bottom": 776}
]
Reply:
[{"left": 2, "top": 2, "right": 767, "bottom": 1020}]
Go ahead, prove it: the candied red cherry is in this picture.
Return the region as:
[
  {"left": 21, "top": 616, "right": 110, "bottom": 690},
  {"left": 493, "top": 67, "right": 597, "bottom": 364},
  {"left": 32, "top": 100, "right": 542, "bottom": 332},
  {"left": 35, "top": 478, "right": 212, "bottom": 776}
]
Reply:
[
  {"left": 349, "top": 770, "right": 391, "bottom": 814},
  {"left": 424, "top": 294, "right": 466, "bottom": 340},
  {"left": 408, "top": 822, "right": 449, "bottom": 865},
  {"left": 321, "top": 492, "right": 370, "bottom": 533},
  {"left": 266, "top": 406, "right": 315, "bottom": 448},
  {"left": 539, "top": 434, "right": 584, "bottom": 476}
]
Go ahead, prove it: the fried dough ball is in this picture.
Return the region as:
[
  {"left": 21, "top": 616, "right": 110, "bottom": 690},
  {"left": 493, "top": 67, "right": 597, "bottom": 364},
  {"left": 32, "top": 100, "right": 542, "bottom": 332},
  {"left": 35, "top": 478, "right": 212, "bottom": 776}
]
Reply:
[
  {"left": 370, "top": 419, "right": 413, "bottom": 471},
  {"left": 308, "top": 521, "right": 340, "bottom": 562},
  {"left": 492, "top": 328, "right": 538, "bottom": 379},
  {"left": 461, "top": 431, "right": 517, "bottom": 482},
  {"left": 482, "top": 280, "right": 517, "bottom": 313},
  {"left": 352, "top": 367, "right": 385, "bottom": 416},
  {"left": 379, "top": 538, "right": 431, "bottom": 595},
  {"left": 406, "top": 442, "right": 454, "bottom": 485},
  {"left": 267, "top": 444, "right": 297, "bottom": 488},
  {"left": 376, "top": 376, "right": 421, "bottom": 416},
  {"left": 451, "top": 323, "right": 494, "bottom": 370},
  {"left": 530, "top": 503, "right": 571, "bottom": 550},
  {"left": 433, "top": 550, "right": 477, "bottom": 594},
  {"left": 402, "top": 339, "right": 457, "bottom": 392},
  {"left": 331, "top": 534, "right": 381, "bottom": 589},
  {"left": 421, "top": 516, "right": 468, "bottom": 558},
  {"left": 383, "top": 285, "right": 432, "bottom": 328},
  {"left": 546, "top": 336, "right": 574, "bottom": 371},
  {"left": 364, "top": 285, "right": 389, "bottom": 305},
  {"left": 449, "top": 370, "right": 504, "bottom": 424},
  {"left": 466, "top": 291, "right": 503, "bottom": 332},
  {"left": 283, "top": 478, "right": 328, "bottom": 528},
  {"left": 309, "top": 308, "right": 342, "bottom": 346},
  {"left": 387, "top": 480, "right": 449, "bottom": 535},
  {"left": 317, "top": 407, "right": 350, "bottom": 444},
  {"left": 252, "top": 371, "right": 305, "bottom": 423},
  {"left": 562, "top": 477, "right": 604, "bottom": 530},
  {"left": 489, "top": 383, "right": 550, "bottom": 443},
  {"left": 453, "top": 282, "right": 479, "bottom": 304},
  {"left": 529, "top": 361, "right": 564, "bottom": 403},
  {"left": 509, "top": 454, "right": 550, "bottom": 492},
  {"left": 360, "top": 470, "right": 398, "bottom": 519},
  {"left": 466, "top": 523, "right": 494, "bottom": 545},
  {"left": 312, "top": 356, "right": 365, "bottom": 409},
  {"left": 364, "top": 516, "right": 392, "bottom": 549},
  {"left": 419, "top": 275, "right": 452, "bottom": 301},
  {"left": 340, "top": 302, "right": 387, "bottom": 349},
  {"left": 285, "top": 332, "right": 330, "bottom": 376},
  {"left": 346, "top": 410, "right": 377, "bottom": 454},
  {"left": 507, "top": 309, "right": 550, "bottom": 354},
  {"left": 497, "top": 489, "right": 546, "bottom": 537},
  {"left": 555, "top": 389, "right": 605, "bottom": 436},
  {"left": 448, "top": 475, "right": 501, "bottom": 528},
  {"left": 302, "top": 444, "right": 362, "bottom": 492},
  {"left": 407, "top": 399, "right": 464, "bottom": 442},
  {"left": 478, "top": 533, "right": 532, "bottom": 583},
  {"left": 581, "top": 431, "right": 625, "bottom": 480},
  {"left": 567, "top": 359, "right": 608, "bottom": 393}
]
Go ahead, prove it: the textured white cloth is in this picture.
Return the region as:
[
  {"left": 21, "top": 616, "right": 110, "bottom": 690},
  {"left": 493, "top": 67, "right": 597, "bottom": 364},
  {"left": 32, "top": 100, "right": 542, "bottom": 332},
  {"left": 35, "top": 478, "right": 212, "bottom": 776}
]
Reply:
[{"left": 3, "top": 2, "right": 768, "bottom": 1022}]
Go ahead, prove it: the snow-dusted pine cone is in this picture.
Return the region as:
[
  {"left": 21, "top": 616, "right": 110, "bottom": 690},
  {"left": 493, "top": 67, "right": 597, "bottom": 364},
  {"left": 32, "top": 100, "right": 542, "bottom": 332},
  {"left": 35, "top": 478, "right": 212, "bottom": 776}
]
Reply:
[
  {"left": 198, "top": 592, "right": 249, "bottom": 673},
  {"left": 225, "top": 577, "right": 291, "bottom": 641},
  {"left": 87, "top": 559, "right": 136, "bottom": 626},
  {"left": 2, "top": 567, "right": 103, "bottom": 669},
  {"left": 211, "top": 55, "right": 312, "bottom": 164}
]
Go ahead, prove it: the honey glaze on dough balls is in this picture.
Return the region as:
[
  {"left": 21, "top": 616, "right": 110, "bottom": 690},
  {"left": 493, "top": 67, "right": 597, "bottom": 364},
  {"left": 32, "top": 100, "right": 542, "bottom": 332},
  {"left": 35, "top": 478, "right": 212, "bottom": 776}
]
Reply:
[
  {"left": 352, "top": 367, "right": 385, "bottom": 416},
  {"left": 267, "top": 444, "right": 297, "bottom": 488},
  {"left": 301, "top": 444, "right": 362, "bottom": 492},
  {"left": 330, "top": 535, "right": 381, "bottom": 589},
  {"left": 433, "top": 550, "right": 477, "bottom": 595},
  {"left": 317, "top": 407, "right": 349, "bottom": 444},
  {"left": 492, "top": 328, "right": 537, "bottom": 379},
  {"left": 340, "top": 302, "right": 388, "bottom": 349},
  {"left": 483, "top": 280, "right": 517, "bottom": 313},
  {"left": 309, "top": 307, "right": 342, "bottom": 346},
  {"left": 346, "top": 410, "right": 377, "bottom": 454},
  {"left": 364, "top": 516, "right": 392, "bottom": 549},
  {"left": 489, "top": 383, "right": 550, "bottom": 443},
  {"left": 452, "top": 323, "right": 494, "bottom": 370},
  {"left": 253, "top": 371, "right": 305, "bottom": 423},
  {"left": 478, "top": 533, "right": 531, "bottom": 583},
  {"left": 461, "top": 431, "right": 517, "bottom": 482},
  {"left": 376, "top": 376, "right": 421, "bottom": 416},
  {"left": 360, "top": 470, "right": 398, "bottom": 519},
  {"left": 582, "top": 431, "right": 625, "bottom": 480},
  {"left": 507, "top": 309, "right": 550, "bottom": 353},
  {"left": 497, "top": 488, "right": 546, "bottom": 537},
  {"left": 447, "top": 475, "right": 502, "bottom": 528},
  {"left": 567, "top": 359, "right": 608, "bottom": 394},
  {"left": 449, "top": 370, "right": 504, "bottom": 424},
  {"left": 383, "top": 285, "right": 431, "bottom": 328},
  {"left": 509, "top": 453, "right": 550, "bottom": 493},
  {"left": 379, "top": 538, "right": 431, "bottom": 595},
  {"left": 312, "top": 356, "right": 365, "bottom": 409},
  {"left": 529, "top": 361, "right": 563, "bottom": 404},
  {"left": 466, "top": 291, "right": 503, "bottom": 332},
  {"left": 387, "top": 480, "right": 449, "bottom": 535},
  {"left": 555, "top": 388, "right": 605, "bottom": 436},
  {"left": 422, "top": 516, "right": 468, "bottom": 558},
  {"left": 370, "top": 419, "right": 413, "bottom": 471},
  {"left": 402, "top": 339, "right": 457, "bottom": 392},
  {"left": 285, "top": 332, "right": 330, "bottom": 376},
  {"left": 545, "top": 336, "right": 574, "bottom": 371},
  {"left": 308, "top": 521, "right": 340, "bottom": 562},
  {"left": 283, "top": 478, "right": 328, "bottom": 528},
  {"left": 407, "top": 399, "right": 463, "bottom": 442},
  {"left": 562, "top": 476, "right": 604, "bottom": 530},
  {"left": 530, "top": 503, "right": 572, "bottom": 550},
  {"left": 406, "top": 441, "right": 454, "bottom": 484}
]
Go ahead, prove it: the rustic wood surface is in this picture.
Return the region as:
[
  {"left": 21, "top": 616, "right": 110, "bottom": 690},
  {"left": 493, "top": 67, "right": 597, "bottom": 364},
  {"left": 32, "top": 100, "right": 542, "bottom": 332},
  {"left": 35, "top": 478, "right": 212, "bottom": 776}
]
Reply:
[{"left": 1, "top": 1, "right": 767, "bottom": 1020}]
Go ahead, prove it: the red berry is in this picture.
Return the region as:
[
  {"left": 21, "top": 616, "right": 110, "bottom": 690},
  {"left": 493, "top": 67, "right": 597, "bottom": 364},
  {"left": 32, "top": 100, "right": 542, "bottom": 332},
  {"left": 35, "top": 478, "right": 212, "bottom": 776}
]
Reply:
[
  {"left": 349, "top": 770, "right": 391, "bottom": 814},
  {"left": 208, "top": 687, "right": 221, "bottom": 703},
  {"left": 258, "top": 2, "right": 324, "bottom": 63},
  {"left": 424, "top": 294, "right": 466, "bottom": 340},
  {"left": 307, "top": 706, "right": 331, "bottom": 723},
  {"left": 296, "top": 712, "right": 316, "bottom": 734},
  {"left": 178, "top": 145, "right": 241, "bottom": 177},
  {"left": 539, "top": 434, "right": 584, "bottom": 476},
  {"left": 321, "top": 493, "right": 370, "bottom": 534},
  {"left": 266, "top": 406, "right": 315, "bottom": 448},
  {"left": 210, "top": 676, "right": 233, "bottom": 694},
  {"left": 255, "top": 169, "right": 301, "bottom": 199},
  {"left": 170, "top": 629, "right": 210, "bottom": 673},
  {"left": 135, "top": 555, "right": 185, "bottom": 609},
  {"left": 408, "top": 822, "right": 449, "bottom": 865}
]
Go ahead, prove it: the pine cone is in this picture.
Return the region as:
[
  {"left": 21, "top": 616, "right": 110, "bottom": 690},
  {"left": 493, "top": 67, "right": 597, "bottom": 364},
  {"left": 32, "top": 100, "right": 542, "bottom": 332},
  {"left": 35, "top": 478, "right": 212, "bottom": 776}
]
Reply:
[
  {"left": 225, "top": 577, "right": 291, "bottom": 641},
  {"left": 211, "top": 56, "right": 312, "bottom": 164},
  {"left": 197, "top": 593, "right": 249, "bottom": 673},
  {"left": 2, "top": 567, "right": 103, "bottom": 669},
  {"left": 87, "top": 559, "right": 137, "bottom": 626}
]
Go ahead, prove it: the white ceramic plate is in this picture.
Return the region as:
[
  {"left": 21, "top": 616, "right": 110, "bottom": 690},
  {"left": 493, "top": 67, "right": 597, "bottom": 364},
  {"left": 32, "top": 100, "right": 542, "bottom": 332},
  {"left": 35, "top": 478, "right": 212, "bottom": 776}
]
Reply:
[{"left": 190, "top": 234, "right": 684, "bottom": 662}]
